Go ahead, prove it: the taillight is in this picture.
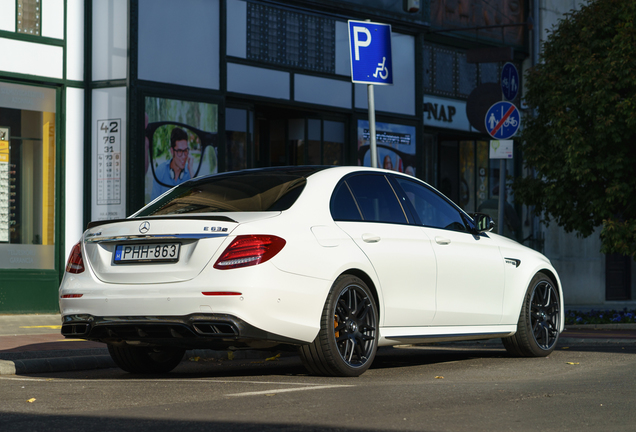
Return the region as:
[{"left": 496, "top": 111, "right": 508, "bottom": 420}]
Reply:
[
  {"left": 214, "top": 235, "right": 286, "bottom": 270},
  {"left": 66, "top": 242, "right": 85, "bottom": 274}
]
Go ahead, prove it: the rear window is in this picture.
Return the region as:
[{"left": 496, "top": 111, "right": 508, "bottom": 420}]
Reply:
[{"left": 136, "top": 171, "right": 308, "bottom": 216}]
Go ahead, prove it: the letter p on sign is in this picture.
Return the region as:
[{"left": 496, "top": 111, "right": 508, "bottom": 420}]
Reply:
[{"left": 353, "top": 26, "right": 371, "bottom": 61}]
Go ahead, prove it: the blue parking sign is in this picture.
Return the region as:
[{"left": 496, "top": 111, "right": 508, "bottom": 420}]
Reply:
[{"left": 348, "top": 21, "right": 393, "bottom": 85}]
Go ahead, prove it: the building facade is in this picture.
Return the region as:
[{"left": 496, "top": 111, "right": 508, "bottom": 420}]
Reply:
[{"left": 3, "top": 0, "right": 623, "bottom": 314}]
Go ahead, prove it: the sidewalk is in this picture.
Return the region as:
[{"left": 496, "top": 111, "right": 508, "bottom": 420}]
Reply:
[{"left": 1, "top": 314, "right": 636, "bottom": 376}]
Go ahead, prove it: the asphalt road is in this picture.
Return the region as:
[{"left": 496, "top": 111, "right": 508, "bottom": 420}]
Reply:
[{"left": 1, "top": 343, "right": 634, "bottom": 432}]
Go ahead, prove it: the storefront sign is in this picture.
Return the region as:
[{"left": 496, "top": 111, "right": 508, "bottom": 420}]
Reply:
[{"left": 423, "top": 95, "right": 477, "bottom": 132}]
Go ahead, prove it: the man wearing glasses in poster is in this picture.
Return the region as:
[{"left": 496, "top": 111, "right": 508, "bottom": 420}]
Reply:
[{"left": 151, "top": 127, "right": 193, "bottom": 199}]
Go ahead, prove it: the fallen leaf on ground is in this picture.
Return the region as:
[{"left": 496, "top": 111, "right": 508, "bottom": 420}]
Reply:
[
  {"left": 566, "top": 362, "right": 580, "bottom": 365},
  {"left": 435, "top": 376, "right": 444, "bottom": 379},
  {"left": 27, "top": 398, "right": 36, "bottom": 403}
]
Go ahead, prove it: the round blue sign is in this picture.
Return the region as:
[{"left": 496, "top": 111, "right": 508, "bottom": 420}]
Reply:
[
  {"left": 501, "top": 62, "right": 519, "bottom": 101},
  {"left": 485, "top": 101, "right": 520, "bottom": 140}
]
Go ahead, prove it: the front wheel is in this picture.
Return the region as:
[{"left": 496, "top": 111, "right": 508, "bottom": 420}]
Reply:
[
  {"left": 502, "top": 273, "right": 561, "bottom": 357},
  {"left": 299, "top": 275, "right": 378, "bottom": 377},
  {"left": 108, "top": 344, "right": 185, "bottom": 374}
]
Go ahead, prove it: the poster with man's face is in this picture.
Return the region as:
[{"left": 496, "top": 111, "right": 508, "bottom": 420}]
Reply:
[
  {"left": 144, "top": 97, "right": 218, "bottom": 203},
  {"left": 357, "top": 120, "right": 416, "bottom": 176}
]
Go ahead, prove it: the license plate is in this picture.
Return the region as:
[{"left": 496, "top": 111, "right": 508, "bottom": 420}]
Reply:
[{"left": 114, "top": 243, "right": 181, "bottom": 264}]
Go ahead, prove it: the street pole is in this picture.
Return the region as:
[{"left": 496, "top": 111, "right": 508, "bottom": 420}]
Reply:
[
  {"left": 498, "top": 159, "right": 505, "bottom": 235},
  {"left": 367, "top": 84, "right": 377, "bottom": 168}
]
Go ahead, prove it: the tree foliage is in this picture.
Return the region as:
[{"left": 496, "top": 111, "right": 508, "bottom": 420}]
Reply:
[{"left": 513, "top": 0, "right": 636, "bottom": 258}]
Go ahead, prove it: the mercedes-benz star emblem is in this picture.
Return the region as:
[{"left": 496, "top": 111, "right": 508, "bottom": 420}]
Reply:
[{"left": 139, "top": 221, "right": 150, "bottom": 234}]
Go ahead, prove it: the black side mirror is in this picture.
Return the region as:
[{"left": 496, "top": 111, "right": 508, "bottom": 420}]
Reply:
[{"left": 471, "top": 213, "right": 495, "bottom": 234}]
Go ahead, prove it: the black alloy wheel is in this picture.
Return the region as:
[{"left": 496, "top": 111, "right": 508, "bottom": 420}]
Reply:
[
  {"left": 503, "top": 273, "right": 561, "bottom": 357},
  {"left": 529, "top": 278, "right": 561, "bottom": 350},
  {"left": 299, "top": 274, "right": 378, "bottom": 377}
]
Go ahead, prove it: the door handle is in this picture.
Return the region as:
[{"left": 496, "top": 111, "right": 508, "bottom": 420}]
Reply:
[
  {"left": 362, "top": 233, "right": 381, "bottom": 243},
  {"left": 435, "top": 236, "right": 451, "bottom": 245}
]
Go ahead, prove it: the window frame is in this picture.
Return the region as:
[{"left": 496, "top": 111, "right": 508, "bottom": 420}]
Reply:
[{"left": 388, "top": 174, "right": 477, "bottom": 234}]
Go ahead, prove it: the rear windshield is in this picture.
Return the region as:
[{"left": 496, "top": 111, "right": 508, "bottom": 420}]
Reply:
[{"left": 136, "top": 171, "right": 309, "bottom": 216}]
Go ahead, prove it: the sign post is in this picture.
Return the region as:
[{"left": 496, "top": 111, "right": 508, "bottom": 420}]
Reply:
[
  {"left": 348, "top": 20, "right": 393, "bottom": 168},
  {"left": 485, "top": 101, "right": 520, "bottom": 236}
]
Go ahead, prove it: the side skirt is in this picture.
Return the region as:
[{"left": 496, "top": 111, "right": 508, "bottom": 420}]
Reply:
[{"left": 378, "top": 325, "right": 516, "bottom": 346}]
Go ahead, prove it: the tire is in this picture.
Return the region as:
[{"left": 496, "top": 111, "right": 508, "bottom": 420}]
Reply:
[
  {"left": 503, "top": 273, "right": 561, "bottom": 357},
  {"left": 107, "top": 344, "right": 185, "bottom": 374},
  {"left": 299, "top": 274, "right": 378, "bottom": 377}
]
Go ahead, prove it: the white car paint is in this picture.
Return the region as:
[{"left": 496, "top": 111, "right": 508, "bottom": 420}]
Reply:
[{"left": 59, "top": 166, "right": 564, "bottom": 365}]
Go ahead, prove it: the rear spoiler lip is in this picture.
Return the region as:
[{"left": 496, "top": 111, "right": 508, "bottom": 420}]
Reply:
[{"left": 86, "top": 215, "right": 238, "bottom": 230}]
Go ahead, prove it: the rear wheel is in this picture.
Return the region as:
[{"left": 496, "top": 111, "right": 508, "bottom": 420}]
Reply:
[
  {"left": 107, "top": 344, "right": 185, "bottom": 374},
  {"left": 503, "top": 273, "right": 561, "bottom": 357},
  {"left": 299, "top": 275, "right": 378, "bottom": 377}
]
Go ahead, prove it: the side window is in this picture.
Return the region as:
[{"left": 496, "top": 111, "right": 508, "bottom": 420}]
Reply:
[
  {"left": 394, "top": 178, "right": 467, "bottom": 232},
  {"left": 330, "top": 182, "right": 363, "bottom": 221},
  {"left": 345, "top": 175, "right": 407, "bottom": 224}
]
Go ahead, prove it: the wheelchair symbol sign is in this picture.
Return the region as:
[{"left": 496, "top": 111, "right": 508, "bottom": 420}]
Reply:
[{"left": 348, "top": 20, "right": 393, "bottom": 85}]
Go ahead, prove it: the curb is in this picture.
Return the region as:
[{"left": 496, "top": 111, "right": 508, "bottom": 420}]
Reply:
[
  {"left": 0, "top": 355, "right": 115, "bottom": 375},
  {"left": 565, "top": 324, "right": 636, "bottom": 330}
]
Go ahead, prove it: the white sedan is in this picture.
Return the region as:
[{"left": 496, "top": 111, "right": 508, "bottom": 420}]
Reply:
[{"left": 59, "top": 166, "right": 563, "bottom": 377}]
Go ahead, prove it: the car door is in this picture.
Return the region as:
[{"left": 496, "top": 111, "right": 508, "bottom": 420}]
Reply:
[
  {"left": 392, "top": 176, "right": 505, "bottom": 326},
  {"left": 331, "top": 173, "right": 437, "bottom": 327}
]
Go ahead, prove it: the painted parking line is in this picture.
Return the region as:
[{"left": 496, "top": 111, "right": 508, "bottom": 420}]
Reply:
[{"left": 226, "top": 384, "right": 354, "bottom": 397}]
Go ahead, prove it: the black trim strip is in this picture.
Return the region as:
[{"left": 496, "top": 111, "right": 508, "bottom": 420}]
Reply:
[
  {"left": 87, "top": 215, "right": 238, "bottom": 229},
  {"left": 385, "top": 332, "right": 512, "bottom": 341}
]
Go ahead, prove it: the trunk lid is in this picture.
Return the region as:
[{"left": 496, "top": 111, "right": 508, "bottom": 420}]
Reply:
[{"left": 82, "top": 213, "right": 278, "bottom": 284}]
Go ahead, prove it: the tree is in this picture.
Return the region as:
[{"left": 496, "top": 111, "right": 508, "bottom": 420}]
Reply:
[{"left": 513, "top": 0, "right": 636, "bottom": 258}]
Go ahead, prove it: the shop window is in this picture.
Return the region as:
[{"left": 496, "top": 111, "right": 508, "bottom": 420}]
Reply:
[
  {"left": 307, "top": 119, "right": 321, "bottom": 165},
  {"left": 444, "top": 139, "right": 520, "bottom": 239},
  {"left": 253, "top": 112, "right": 346, "bottom": 168},
  {"left": 323, "top": 120, "right": 344, "bottom": 166},
  {"left": 144, "top": 97, "right": 218, "bottom": 203},
  {"left": 0, "top": 82, "right": 57, "bottom": 269},
  {"left": 357, "top": 120, "right": 416, "bottom": 176},
  {"left": 225, "top": 108, "right": 252, "bottom": 172}
]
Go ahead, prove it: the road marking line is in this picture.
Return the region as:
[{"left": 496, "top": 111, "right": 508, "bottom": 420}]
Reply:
[{"left": 226, "top": 384, "right": 354, "bottom": 397}]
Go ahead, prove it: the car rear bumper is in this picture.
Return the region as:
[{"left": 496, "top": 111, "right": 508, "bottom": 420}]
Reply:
[{"left": 61, "top": 313, "right": 307, "bottom": 350}]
